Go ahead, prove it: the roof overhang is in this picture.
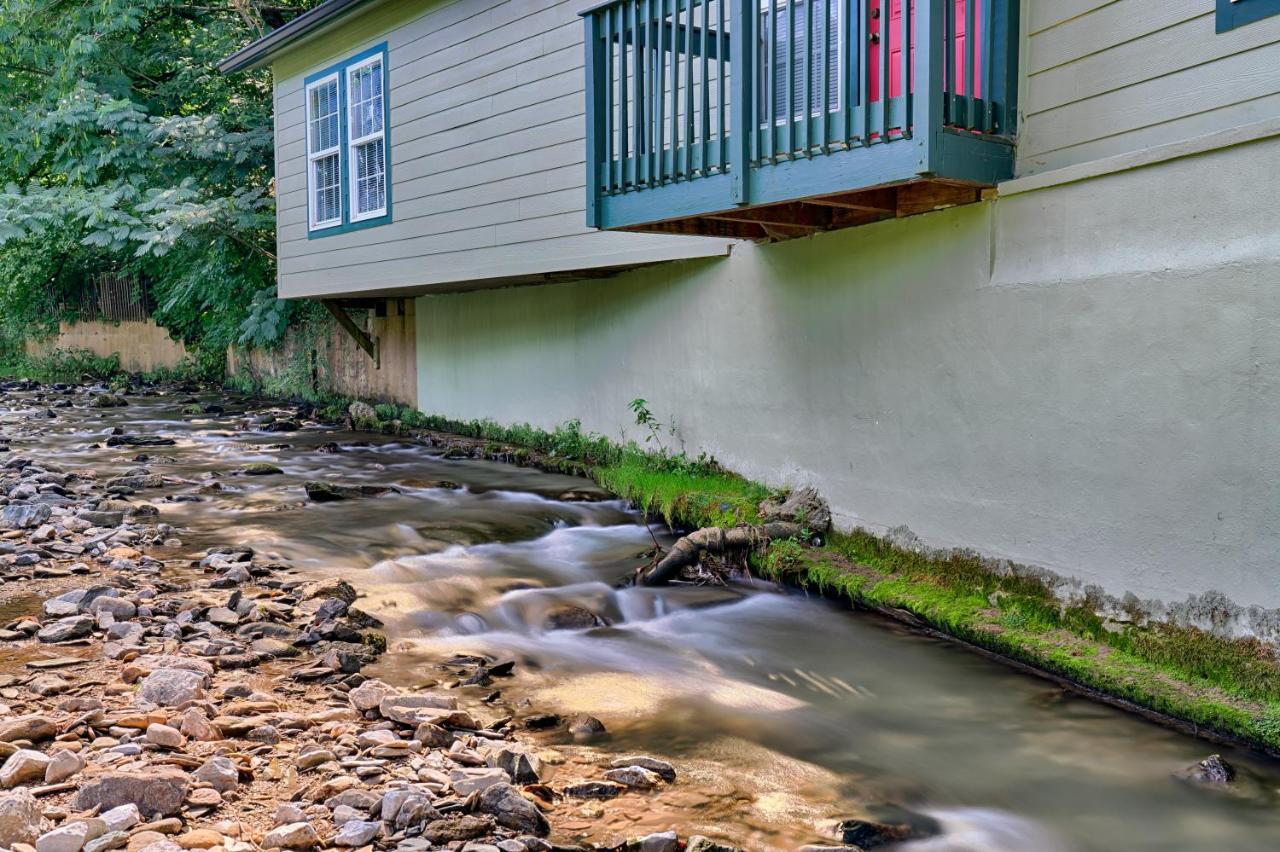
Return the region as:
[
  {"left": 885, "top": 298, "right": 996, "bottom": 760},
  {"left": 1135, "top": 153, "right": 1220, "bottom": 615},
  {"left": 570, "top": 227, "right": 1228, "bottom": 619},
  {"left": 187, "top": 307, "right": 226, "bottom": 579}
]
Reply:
[{"left": 217, "top": 0, "right": 380, "bottom": 74}]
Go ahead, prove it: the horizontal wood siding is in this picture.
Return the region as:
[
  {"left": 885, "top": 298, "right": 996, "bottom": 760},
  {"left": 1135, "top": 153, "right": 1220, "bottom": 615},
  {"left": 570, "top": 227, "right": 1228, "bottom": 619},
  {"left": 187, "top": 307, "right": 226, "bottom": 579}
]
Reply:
[
  {"left": 272, "top": 0, "right": 731, "bottom": 298},
  {"left": 1018, "top": 0, "right": 1280, "bottom": 175}
]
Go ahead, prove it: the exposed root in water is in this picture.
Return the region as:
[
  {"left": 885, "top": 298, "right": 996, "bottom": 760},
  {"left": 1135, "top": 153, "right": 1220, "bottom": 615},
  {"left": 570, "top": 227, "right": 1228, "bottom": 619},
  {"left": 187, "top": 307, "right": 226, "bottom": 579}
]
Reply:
[{"left": 640, "top": 521, "right": 804, "bottom": 586}]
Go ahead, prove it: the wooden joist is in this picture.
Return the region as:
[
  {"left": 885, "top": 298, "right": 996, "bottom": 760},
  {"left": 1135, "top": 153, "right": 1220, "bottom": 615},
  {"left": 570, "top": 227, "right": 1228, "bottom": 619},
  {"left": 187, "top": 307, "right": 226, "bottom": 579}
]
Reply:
[{"left": 624, "top": 177, "right": 991, "bottom": 243}]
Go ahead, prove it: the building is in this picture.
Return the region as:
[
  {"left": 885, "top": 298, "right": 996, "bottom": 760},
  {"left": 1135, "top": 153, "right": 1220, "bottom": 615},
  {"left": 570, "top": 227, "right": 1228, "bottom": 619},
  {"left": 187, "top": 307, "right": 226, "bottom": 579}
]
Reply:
[{"left": 220, "top": 0, "right": 1280, "bottom": 630}]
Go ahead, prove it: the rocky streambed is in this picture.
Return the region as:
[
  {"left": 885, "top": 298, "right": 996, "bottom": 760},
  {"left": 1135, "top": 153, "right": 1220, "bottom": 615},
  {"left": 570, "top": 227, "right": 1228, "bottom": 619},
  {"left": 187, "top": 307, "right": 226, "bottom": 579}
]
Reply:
[
  {"left": 4, "top": 381, "right": 1280, "bottom": 852},
  {"left": 0, "top": 381, "right": 769, "bottom": 852}
]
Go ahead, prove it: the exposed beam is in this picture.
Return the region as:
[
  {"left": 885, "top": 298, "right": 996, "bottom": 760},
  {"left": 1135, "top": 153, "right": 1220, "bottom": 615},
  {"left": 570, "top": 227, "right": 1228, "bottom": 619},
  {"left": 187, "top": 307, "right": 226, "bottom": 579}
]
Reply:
[
  {"left": 322, "top": 300, "right": 378, "bottom": 365},
  {"left": 804, "top": 187, "right": 899, "bottom": 214},
  {"left": 896, "top": 182, "right": 982, "bottom": 217},
  {"left": 709, "top": 202, "right": 833, "bottom": 229}
]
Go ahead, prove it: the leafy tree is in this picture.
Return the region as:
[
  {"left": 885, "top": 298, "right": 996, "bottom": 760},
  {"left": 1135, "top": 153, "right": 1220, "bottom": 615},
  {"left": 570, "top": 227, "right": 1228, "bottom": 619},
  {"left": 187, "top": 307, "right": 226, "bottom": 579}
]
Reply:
[{"left": 0, "top": 0, "right": 320, "bottom": 362}]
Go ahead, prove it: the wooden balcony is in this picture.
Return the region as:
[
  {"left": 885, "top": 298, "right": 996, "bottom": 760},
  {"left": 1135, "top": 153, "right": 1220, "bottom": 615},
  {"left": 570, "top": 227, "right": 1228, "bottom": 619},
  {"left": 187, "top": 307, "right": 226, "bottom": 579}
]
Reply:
[{"left": 581, "top": 0, "right": 1018, "bottom": 239}]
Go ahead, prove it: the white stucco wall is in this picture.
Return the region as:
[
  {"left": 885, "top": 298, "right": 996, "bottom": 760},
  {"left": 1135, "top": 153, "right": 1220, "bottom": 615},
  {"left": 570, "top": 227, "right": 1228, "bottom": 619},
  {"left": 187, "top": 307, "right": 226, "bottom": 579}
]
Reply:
[{"left": 415, "top": 134, "right": 1280, "bottom": 620}]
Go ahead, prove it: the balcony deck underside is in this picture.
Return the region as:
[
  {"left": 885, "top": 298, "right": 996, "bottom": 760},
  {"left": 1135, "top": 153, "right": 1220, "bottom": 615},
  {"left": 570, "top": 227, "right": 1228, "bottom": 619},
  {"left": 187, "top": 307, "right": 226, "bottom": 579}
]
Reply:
[{"left": 598, "top": 129, "right": 1014, "bottom": 241}]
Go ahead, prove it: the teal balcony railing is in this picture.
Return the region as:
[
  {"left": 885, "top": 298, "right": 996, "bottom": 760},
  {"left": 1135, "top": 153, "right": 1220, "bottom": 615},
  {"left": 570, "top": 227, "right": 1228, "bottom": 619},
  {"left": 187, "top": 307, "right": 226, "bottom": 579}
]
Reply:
[{"left": 581, "top": 0, "right": 1018, "bottom": 237}]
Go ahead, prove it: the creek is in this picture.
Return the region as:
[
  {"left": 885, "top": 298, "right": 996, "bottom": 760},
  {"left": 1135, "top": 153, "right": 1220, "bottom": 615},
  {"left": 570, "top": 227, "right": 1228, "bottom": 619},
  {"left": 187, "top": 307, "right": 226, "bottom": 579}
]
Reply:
[{"left": 8, "top": 388, "right": 1280, "bottom": 851}]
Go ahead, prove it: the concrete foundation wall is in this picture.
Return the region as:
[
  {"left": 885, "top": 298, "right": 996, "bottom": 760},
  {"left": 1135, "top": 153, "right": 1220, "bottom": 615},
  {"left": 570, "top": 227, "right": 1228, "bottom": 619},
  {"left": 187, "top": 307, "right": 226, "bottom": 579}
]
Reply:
[
  {"left": 416, "top": 134, "right": 1280, "bottom": 620},
  {"left": 26, "top": 320, "right": 189, "bottom": 374},
  {"left": 230, "top": 300, "right": 417, "bottom": 406}
]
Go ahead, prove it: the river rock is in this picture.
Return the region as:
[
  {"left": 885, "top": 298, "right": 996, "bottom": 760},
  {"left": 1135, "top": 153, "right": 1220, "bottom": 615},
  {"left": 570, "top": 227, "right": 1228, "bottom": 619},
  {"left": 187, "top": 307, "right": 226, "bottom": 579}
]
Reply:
[
  {"left": 241, "top": 463, "right": 282, "bottom": 476},
  {"left": 757, "top": 486, "right": 832, "bottom": 532},
  {"left": 303, "top": 481, "right": 397, "bottom": 502},
  {"left": 36, "top": 819, "right": 107, "bottom": 852},
  {"left": 609, "top": 755, "right": 676, "bottom": 782},
  {"left": 566, "top": 714, "right": 607, "bottom": 739},
  {"left": 0, "top": 715, "right": 57, "bottom": 743},
  {"left": 0, "top": 788, "right": 42, "bottom": 846},
  {"left": 45, "top": 749, "right": 86, "bottom": 784},
  {"left": 138, "top": 668, "right": 208, "bottom": 706},
  {"left": 450, "top": 767, "right": 509, "bottom": 796},
  {"left": 37, "top": 615, "right": 94, "bottom": 643},
  {"left": 493, "top": 748, "right": 540, "bottom": 783},
  {"left": 1177, "top": 754, "right": 1235, "bottom": 787},
  {"left": 604, "top": 765, "right": 662, "bottom": 788},
  {"left": 333, "top": 820, "right": 379, "bottom": 847},
  {"left": 178, "top": 708, "right": 220, "bottom": 742},
  {"left": 261, "top": 822, "right": 319, "bottom": 850},
  {"left": 348, "top": 679, "right": 396, "bottom": 712},
  {"left": 144, "top": 724, "right": 184, "bottom": 749},
  {"left": 0, "top": 750, "right": 52, "bottom": 787},
  {"left": 562, "top": 781, "right": 623, "bottom": 800},
  {"left": 3, "top": 503, "right": 52, "bottom": 529},
  {"left": 192, "top": 757, "right": 238, "bottom": 793},
  {"left": 74, "top": 767, "right": 192, "bottom": 817},
  {"left": 686, "top": 837, "right": 739, "bottom": 852},
  {"left": 543, "top": 605, "right": 609, "bottom": 630},
  {"left": 421, "top": 815, "right": 495, "bottom": 845},
  {"left": 632, "top": 831, "right": 678, "bottom": 852},
  {"left": 475, "top": 784, "right": 549, "bottom": 837},
  {"left": 99, "top": 805, "right": 140, "bottom": 834},
  {"left": 378, "top": 693, "right": 458, "bottom": 724},
  {"left": 77, "top": 510, "right": 124, "bottom": 527}
]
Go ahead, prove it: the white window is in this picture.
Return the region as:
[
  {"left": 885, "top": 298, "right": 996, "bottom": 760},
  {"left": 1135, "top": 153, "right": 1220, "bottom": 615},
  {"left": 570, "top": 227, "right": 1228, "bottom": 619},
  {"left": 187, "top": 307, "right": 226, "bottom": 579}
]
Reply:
[
  {"left": 347, "top": 55, "right": 387, "bottom": 221},
  {"left": 306, "top": 73, "right": 342, "bottom": 230},
  {"left": 760, "top": 0, "right": 842, "bottom": 124}
]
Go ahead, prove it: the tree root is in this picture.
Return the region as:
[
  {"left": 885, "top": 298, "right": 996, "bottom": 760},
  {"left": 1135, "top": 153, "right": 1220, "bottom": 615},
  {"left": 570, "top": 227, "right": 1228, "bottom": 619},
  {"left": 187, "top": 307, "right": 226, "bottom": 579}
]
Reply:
[{"left": 638, "top": 521, "right": 802, "bottom": 586}]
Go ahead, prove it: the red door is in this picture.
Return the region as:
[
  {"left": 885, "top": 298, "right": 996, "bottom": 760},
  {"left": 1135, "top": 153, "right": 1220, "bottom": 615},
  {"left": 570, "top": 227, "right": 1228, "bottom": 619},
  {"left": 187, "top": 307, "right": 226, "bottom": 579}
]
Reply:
[{"left": 868, "top": 0, "right": 980, "bottom": 102}]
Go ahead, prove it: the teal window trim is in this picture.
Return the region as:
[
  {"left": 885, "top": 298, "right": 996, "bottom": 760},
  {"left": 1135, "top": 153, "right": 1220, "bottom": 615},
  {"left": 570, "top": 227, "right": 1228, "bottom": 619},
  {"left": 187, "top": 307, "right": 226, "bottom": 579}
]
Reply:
[
  {"left": 304, "top": 42, "right": 392, "bottom": 239},
  {"left": 1217, "top": 0, "right": 1280, "bottom": 32}
]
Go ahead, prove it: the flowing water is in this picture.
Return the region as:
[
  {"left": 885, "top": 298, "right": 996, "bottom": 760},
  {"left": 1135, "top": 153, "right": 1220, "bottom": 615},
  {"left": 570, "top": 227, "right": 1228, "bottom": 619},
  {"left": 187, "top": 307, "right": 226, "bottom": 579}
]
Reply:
[{"left": 6, "top": 387, "right": 1280, "bottom": 850}]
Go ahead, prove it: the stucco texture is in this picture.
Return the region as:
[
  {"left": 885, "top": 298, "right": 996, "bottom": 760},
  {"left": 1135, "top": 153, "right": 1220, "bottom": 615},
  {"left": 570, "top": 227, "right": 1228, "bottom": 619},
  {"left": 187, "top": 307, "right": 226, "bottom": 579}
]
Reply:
[{"left": 416, "top": 137, "right": 1280, "bottom": 613}]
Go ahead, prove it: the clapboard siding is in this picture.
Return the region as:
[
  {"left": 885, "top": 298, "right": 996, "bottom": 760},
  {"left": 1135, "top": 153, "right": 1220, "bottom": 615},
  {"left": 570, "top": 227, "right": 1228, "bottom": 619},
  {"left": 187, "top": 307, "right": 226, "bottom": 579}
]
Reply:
[
  {"left": 1019, "top": 1, "right": 1280, "bottom": 175},
  {"left": 271, "top": 0, "right": 731, "bottom": 298}
]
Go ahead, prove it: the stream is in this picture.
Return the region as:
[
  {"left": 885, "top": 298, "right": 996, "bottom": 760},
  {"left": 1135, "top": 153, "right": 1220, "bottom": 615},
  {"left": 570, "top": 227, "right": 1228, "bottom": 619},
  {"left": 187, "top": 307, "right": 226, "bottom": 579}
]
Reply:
[{"left": 6, "top": 387, "right": 1280, "bottom": 850}]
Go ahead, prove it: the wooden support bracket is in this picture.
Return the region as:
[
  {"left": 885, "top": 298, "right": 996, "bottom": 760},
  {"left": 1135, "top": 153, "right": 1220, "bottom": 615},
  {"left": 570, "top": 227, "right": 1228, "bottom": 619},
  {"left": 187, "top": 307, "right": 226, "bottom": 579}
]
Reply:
[{"left": 322, "top": 300, "right": 379, "bottom": 367}]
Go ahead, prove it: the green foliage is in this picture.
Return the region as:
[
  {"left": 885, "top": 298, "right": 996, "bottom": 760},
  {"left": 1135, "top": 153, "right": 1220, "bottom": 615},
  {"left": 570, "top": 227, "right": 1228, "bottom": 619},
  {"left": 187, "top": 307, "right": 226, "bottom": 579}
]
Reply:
[
  {"left": 0, "top": 0, "right": 321, "bottom": 357},
  {"left": 0, "top": 347, "right": 122, "bottom": 382}
]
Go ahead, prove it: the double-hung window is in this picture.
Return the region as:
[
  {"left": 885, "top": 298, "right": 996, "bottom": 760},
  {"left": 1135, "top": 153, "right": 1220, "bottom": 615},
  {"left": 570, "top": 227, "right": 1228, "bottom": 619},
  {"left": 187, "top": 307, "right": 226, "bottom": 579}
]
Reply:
[{"left": 303, "top": 43, "right": 391, "bottom": 235}]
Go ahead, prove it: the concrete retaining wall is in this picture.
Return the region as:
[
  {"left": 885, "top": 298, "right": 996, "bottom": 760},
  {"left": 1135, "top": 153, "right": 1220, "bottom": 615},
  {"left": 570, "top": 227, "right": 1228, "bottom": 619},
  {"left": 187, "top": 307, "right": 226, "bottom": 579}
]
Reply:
[
  {"left": 415, "top": 134, "right": 1280, "bottom": 625},
  {"left": 26, "top": 320, "right": 189, "bottom": 374}
]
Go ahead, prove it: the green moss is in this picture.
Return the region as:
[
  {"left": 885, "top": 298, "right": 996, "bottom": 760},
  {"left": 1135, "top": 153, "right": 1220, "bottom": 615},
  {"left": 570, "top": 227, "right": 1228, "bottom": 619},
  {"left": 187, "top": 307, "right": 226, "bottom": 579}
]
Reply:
[{"left": 594, "top": 458, "right": 769, "bottom": 529}]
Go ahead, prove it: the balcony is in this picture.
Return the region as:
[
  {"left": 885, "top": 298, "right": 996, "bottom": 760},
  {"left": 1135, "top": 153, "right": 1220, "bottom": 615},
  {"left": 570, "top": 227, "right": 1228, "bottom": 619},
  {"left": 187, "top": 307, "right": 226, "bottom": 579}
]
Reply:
[{"left": 582, "top": 0, "right": 1018, "bottom": 239}]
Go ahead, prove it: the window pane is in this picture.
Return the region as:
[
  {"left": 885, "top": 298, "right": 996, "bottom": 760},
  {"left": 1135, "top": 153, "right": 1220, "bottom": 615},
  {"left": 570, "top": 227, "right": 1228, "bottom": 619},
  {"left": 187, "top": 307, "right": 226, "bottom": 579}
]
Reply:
[
  {"left": 353, "top": 140, "right": 386, "bottom": 215},
  {"left": 760, "top": 0, "right": 841, "bottom": 123},
  {"left": 348, "top": 60, "right": 384, "bottom": 140},
  {"left": 309, "top": 79, "right": 340, "bottom": 153},
  {"left": 313, "top": 152, "right": 341, "bottom": 224}
]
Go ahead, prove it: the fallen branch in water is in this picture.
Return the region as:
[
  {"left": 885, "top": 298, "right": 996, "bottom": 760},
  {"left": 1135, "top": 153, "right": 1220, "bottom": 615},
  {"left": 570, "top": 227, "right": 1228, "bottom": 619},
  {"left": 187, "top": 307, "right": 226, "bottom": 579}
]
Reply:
[{"left": 639, "top": 521, "right": 803, "bottom": 586}]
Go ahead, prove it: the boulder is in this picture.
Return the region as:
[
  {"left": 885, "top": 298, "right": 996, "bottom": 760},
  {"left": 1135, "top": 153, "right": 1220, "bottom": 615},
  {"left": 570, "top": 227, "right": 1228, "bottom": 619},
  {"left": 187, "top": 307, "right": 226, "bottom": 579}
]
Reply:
[
  {"left": 632, "top": 831, "right": 679, "bottom": 852},
  {"left": 0, "top": 715, "right": 57, "bottom": 743},
  {"left": 609, "top": 755, "right": 676, "bottom": 782},
  {"left": 73, "top": 767, "right": 192, "bottom": 818},
  {"left": 192, "top": 757, "right": 238, "bottom": 794},
  {"left": 1177, "top": 754, "right": 1235, "bottom": 787},
  {"left": 137, "top": 669, "right": 207, "bottom": 706},
  {"left": 475, "top": 784, "right": 549, "bottom": 837},
  {"left": 378, "top": 693, "right": 458, "bottom": 724},
  {"left": 44, "top": 749, "right": 85, "bottom": 784},
  {"left": 144, "top": 724, "right": 184, "bottom": 749},
  {"left": 333, "top": 821, "right": 379, "bottom": 847},
  {"left": 37, "top": 616, "right": 94, "bottom": 643},
  {"left": 543, "top": 606, "right": 609, "bottom": 630},
  {"left": 604, "top": 765, "right": 662, "bottom": 788},
  {"left": 0, "top": 750, "right": 52, "bottom": 787},
  {"left": 757, "top": 486, "right": 832, "bottom": 532},
  {"left": 3, "top": 503, "right": 52, "bottom": 529},
  {"left": 0, "top": 788, "right": 42, "bottom": 847},
  {"left": 421, "top": 815, "right": 495, "bottom": 845},
  {"left": 36, "top": 819, "right": 106, "bottom": 852}
]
